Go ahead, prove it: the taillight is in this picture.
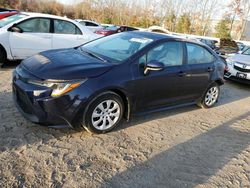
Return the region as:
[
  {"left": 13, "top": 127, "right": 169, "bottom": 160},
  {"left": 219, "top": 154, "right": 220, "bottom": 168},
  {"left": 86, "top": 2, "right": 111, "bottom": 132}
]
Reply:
[{"left": 225, "top": 65, "right": 229, "bottom": 72}]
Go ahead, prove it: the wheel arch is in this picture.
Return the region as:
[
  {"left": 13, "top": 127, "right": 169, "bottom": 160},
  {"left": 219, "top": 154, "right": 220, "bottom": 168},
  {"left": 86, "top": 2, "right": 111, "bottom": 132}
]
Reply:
[
  {"left": 72, "top": 88, "right": 131, "bottom": 130},
  {"left": 88, "top": 88, "right": 131, "bottom": 121},
  {"left": 214, "top": 78, "right": 224, "bottom": 86},
  {"left": 108, "top": 88, "right": 130, "bottom": 121},
  {"left": 0, "top": 44, "right": 7, "bottom": 57}
]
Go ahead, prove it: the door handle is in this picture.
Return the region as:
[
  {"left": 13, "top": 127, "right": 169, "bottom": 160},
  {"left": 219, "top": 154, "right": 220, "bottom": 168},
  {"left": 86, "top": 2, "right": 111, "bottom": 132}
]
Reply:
[
  {"left": 178, "top": 71, "right": 187, "bottom": 77},
  {"left": 42, "top": 35, "right": 52, "bottom": 39},
  {"left": 207, "top": 67, "right": 214, "bottom": 72},
  {"left": 77, "top": 36, "right": 85, "bottom": 40}
]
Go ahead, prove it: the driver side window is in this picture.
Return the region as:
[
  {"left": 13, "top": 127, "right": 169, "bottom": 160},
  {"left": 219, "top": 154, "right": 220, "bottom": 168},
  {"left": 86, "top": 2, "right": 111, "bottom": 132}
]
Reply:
[
  {"left": 139, "top": 41, "right": 183, "bottom": 67},
  {"left": 17, "top": 18, "right": 50, "bottom": 33}
]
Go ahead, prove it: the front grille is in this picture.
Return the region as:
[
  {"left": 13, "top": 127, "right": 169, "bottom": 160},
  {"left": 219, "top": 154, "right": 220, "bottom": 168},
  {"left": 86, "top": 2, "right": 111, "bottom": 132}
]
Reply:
[{"left": 234, "top": 65, "right": 250, "bottom": 73}]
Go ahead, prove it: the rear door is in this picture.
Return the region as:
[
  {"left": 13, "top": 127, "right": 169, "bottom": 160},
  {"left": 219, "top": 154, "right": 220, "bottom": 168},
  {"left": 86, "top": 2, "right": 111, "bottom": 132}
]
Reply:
[
  {"left": 9, "top": 18, "right": 52, "bottom": 59},
  {"left": 182, "top": 42, "right": 216, "bottom": 99},
  {"left": 52, "top": 19, "right": 88, "bottom": 49}
]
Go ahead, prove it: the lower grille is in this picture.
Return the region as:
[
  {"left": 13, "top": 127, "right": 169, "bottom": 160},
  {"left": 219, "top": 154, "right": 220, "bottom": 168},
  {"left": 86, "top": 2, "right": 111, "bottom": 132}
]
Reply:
[
  {"left": 15, "top": 87, "right": 33, "bottom": 115},
  {"left": 234, "top": 65, "right": 250, "bottom": 73}
]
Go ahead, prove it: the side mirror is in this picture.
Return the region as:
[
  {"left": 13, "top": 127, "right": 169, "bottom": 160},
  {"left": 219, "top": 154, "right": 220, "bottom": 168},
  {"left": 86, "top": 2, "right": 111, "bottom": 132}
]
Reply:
[
  {"left": 8, "top": 25, "right": 22, "bottom": 33},
  {"left": 144, "top": 60, "right": 164, "bottom": 75}
]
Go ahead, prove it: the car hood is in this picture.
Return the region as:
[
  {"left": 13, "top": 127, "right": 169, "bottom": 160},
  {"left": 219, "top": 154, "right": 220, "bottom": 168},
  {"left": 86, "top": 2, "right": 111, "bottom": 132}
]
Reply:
[
  {"left": 230, "top": 54, "right": 250, "bottom": 65},
  {"left": 21, "top": 48, "right": 114, "bottom": 80}
]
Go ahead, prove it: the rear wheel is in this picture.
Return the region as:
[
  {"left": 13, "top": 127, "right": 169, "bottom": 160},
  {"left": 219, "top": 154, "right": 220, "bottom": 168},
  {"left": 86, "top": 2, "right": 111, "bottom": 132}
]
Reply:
[
  {"left": 0, "top": 46, "right": 7, "bottom": 68},
  {"left": 197, "top": 83, "right": 220, "bottom": 108},
  {"left": 83, "top": 92, "right": 124, "bottom": 134}
]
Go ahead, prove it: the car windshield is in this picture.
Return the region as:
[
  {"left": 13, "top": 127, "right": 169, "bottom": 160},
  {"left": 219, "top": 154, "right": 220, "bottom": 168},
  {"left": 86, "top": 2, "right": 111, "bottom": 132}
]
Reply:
[
  {"left": 242, "top": 48, "right": 250, "bottom": 55},
  {"left": 80, "top": 33, "right": 154, "bottom": 62},
  {"left": 0, "top": 13, "right": 27, "bottom": 28}
]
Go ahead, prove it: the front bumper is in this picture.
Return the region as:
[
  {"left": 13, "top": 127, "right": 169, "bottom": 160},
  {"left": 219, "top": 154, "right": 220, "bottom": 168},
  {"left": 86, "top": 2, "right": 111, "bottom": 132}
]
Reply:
[
  {"left": 224, "top": 64, "right": 250, "bottom": 84},
  {"left": 12, "top": 70, "right": 93, "bottom": 128}
]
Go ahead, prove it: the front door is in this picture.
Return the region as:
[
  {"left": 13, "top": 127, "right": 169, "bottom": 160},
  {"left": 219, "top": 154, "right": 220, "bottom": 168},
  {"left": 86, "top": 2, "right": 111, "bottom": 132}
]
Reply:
[
  {"left": 9, "top": 18, "right": 52, "bottom": 59},
  {"left": 133, "top": 41, "right": 185, "bottom": 111}
]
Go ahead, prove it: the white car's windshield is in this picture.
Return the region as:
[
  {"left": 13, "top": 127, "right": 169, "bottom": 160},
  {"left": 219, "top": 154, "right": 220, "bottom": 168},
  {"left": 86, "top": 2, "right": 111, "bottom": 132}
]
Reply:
[
  {"left": 0, "top": 14, "right": 27, "bottom": 28},
  {"left": 242, "top": 48, "right": 250, "bottom": 55},
  {"left": 80, "top": 33, "right": 154, "bottom": 62}
]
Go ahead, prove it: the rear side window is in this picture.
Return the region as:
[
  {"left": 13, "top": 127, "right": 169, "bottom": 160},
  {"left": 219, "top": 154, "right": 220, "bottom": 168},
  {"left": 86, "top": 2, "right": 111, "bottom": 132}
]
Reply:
[
  {"left": 144, "top": 42, "right": 183, "bottom": 67},
  {"left": 54, "top": 19, "right": 82, "bottom": 35},
  {"left": 186, "top": 43, "right": 215, "bottom": 64},
  {"left": 17, "top": 18, "right": 50, "bottom": 33},
  {"left": 85, "top": 22, "right": 98, "bottom": 26}
]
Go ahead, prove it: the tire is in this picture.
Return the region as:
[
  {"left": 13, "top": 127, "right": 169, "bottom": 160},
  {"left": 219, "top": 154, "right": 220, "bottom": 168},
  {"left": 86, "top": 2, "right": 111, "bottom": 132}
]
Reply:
[
  {"left": 0, "top": 46, "right": 7, "bottom": 68},
  {"left": 197, "top": 83, "right": 220, "bottom": 108},
  {"left": 83, "top": 92, "right": 124, "bottom": 134}
]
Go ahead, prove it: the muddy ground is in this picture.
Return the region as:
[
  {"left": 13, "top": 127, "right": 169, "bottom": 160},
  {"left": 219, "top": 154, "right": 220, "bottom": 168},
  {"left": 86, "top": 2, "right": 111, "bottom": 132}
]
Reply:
[{"left": 0, "top": 64, "right": 249, "bottom": 188}]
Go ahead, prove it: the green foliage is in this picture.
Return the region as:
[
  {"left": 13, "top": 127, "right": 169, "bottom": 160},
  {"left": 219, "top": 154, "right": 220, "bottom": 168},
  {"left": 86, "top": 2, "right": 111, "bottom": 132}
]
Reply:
[
  {"left": 176, "top": 14, "right": 191, "bottom": 33},
  {"left": 103, "top": 17, "right": 113, "bottom": 24},
  {"left": 0, "top": 0, "right": 20, "bottom": 9},
  {"left": 215, "top": 19, "right": 231, "bottom": 39},
  {"left": 164, "top": 12, "right": 176, "bottom": 31}
]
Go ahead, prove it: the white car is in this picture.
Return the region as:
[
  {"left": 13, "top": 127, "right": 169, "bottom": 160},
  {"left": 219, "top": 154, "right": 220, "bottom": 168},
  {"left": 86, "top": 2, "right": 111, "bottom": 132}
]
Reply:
[
  {"left": 0, "top": 12, "right": 101, "bottom": 66},
  {"left": 75, "top": 19, "right": 103, "bottom": 32},
  {"left": 225, "top": 48, "right": 250, "bottom": 84}
]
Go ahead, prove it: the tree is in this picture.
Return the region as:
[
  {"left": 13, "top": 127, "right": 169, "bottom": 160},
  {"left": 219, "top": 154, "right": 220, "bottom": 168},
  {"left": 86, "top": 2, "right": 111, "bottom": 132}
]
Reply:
[
  {"left": 175, "top": 14, "right": 191, "bottom": 33},
  {"left": 164, "top": 12, "right": 176, "bottom": 31},
  {"left": 0, "top": 0, "right": 20, "bottom": 9},
  {"left": 227, "top": 0, "right": 243, "bottom": 35},
  {"left": 215, "top": 18, "right": 231, "bottom": 39}
]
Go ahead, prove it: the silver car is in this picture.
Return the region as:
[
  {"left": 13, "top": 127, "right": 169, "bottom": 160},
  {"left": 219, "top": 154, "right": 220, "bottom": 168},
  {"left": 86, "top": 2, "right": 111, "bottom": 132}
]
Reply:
[{"left": 225, "top": 48, "right": 250, "bottom": 84}]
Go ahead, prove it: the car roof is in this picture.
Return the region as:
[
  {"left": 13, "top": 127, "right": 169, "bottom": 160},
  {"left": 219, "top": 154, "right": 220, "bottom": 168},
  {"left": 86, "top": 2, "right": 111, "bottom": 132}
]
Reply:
[
  {"left": 131, "top": 31, "right": 211, "bottom": 47},
  {"left": 20, "top": 12, "right": 74, "bottom": 22},
  {"left": 131, "top": 31, "right": 172, "bottom": 40}
]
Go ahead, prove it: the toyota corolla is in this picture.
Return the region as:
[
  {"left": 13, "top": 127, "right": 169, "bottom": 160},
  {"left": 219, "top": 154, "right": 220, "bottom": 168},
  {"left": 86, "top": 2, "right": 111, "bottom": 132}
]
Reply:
[{"left": 12, "top": 32, "right": 225, "bottom": 134}]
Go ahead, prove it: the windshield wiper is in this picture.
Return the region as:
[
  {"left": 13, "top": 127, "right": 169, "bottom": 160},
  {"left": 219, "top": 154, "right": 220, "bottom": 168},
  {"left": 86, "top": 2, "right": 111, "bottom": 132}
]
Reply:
[{"left": 80, "top": 49, "right": 108, "bottom": 63}]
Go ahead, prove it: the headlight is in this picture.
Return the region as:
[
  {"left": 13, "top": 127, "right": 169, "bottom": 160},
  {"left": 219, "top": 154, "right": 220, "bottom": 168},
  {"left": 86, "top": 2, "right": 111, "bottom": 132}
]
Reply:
[
  {"left": 226, "top": 59, "right": 235, "bottom": 66},
  {"left": 27, "top": 79, "right": 86, "bottom": 97}
]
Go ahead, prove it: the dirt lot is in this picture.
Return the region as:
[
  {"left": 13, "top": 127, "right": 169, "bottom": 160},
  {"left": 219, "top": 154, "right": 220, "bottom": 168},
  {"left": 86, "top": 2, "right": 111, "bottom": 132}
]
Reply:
[{"left": 0, "top": 64, "right": 250, "bottom": 188}]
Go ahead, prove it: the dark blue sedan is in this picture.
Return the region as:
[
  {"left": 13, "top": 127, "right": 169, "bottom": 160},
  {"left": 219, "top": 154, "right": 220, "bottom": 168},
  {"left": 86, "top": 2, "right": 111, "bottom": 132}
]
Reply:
[{"left": 12, "top": 32, "right": 225, "bottom": 133}]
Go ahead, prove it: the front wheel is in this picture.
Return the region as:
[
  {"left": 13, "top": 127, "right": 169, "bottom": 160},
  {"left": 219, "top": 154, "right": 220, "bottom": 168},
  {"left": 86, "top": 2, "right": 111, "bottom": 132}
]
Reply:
[
  {"left": 197, "top": 83, "right": 220, "bottom": 108},
  {"left": 83, "top": 92, "right": 124, "bottom": 134}
]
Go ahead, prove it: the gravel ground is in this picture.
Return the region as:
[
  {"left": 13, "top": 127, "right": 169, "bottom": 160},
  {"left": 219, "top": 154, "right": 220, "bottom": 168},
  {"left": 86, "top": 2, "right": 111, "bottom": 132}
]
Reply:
[{"left": 0, "top": 64, "right": 250, "bottom": 188}]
